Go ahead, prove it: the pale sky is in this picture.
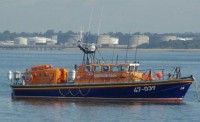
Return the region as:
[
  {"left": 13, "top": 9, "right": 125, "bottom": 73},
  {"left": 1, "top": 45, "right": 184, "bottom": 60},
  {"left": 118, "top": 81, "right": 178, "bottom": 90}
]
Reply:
[{"left": 0, "top": 0, "right": 199, "bottom": 33}]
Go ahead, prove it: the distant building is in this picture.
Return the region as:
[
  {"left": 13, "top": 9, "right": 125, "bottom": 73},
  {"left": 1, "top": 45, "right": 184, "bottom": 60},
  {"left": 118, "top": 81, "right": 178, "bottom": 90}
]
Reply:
[
  {"left": 13, "top": 36, "right": 57, "bottom": 46},
  {"left": 159, "top": 36, "right": 177, "bottom": 41},
  {"left": 64, "top": 35, "right": 81, "bottom": 47},
  {"left": 177, "top": 37, "right": 194, "bottom": 41},
  {"left": 0, "top": 41, "right": 14, "bottom": 45},
  {"left": 128, "top": 35, "right": 149, "bottom": 48},
  {"left": 46, "top": 35, "right": 57, "bottom": 45},
  {"left": 97, "top": 35, "right": 119, "bottom": 47},
  {"left": 159, "top": 35, "right": 194, "bottom": 41},
  {"left": 28, "top": 37, "right": 47, "bottom": 45},
  {"left": 14, "top": 37, "right": 28, "bottom": 45}
]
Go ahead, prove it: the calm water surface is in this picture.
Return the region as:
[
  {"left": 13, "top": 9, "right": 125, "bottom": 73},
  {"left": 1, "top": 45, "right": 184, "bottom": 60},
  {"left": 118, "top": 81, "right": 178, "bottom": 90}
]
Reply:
[{"left": 0, "top": 49, "right": 200, "bottom": 122}]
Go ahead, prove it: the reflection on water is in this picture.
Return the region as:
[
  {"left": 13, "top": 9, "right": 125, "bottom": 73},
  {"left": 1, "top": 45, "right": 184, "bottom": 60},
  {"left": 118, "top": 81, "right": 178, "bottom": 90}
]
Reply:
[
  {"left": 12, "top": 98, "right": 186, "bottom": 107},
  {"left": 9, "top": 99, "right": 189, "bottom": 122}
]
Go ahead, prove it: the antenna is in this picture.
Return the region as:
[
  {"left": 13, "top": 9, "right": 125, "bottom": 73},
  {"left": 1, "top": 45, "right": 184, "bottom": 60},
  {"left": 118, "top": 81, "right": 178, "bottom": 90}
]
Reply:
[
  {"left": 78, "top": 7, "right": 96, "bottom": 65},
  {"left": 134, "top": 33, "right": 139, "bottom": 63},
  {"left": 116, "top": 54, "right": 118, "bottom": 64},
  {"left": 87, "top": 7, "right": 93, "bottom": 35},
  {"left": 78, "top": 7, "right": 105, "bottom": 65},
  {"left": 125, "top": 33, "right": 130, "bottom": 63},
  {"left": 112, "top": 44, "right": 116, "bottom": 63},
  {"left": 97, "top": 7, "right": 104, "bottom": 36},
  {"left": 78, "top": 27, "right": 83, "bottom": 43},
  {"left": 94, "top": 7, "right": 104, "bottom": 45},
  {"left": 93, "top": 7, "right": 105, "bottom": 63},
  {"left": 85, "top": 7, "right": 94, "bottom": 45}
]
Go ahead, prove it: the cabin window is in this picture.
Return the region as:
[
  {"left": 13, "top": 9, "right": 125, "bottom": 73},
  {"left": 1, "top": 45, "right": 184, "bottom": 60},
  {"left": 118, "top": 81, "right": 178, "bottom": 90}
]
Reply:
[
  {"left": 102, "top": 66, "right": 109, "bottom": 72},
  {"left": 93, "top": 66, "right": 100, "bottom": 72},
  {"left": 112, "top": 66, "right": 119, "bottom": 72},
  {"left": 135, "top": 66, "right": 138, "bottom": 71},
  {"left": 120, "top": 65, "right": 127, "bottom": 72},
  {"left": 85, "top": 66, "right": 91, "bottom": 72},
  {"left": 129, "top": 66, "right": 135, "bottom": 72}
]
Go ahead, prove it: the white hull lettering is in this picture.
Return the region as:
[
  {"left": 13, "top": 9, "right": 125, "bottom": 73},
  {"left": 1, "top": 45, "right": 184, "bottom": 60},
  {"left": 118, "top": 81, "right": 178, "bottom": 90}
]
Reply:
[{"left": 134, "top": 86, "right": 156, "bottom": 93}]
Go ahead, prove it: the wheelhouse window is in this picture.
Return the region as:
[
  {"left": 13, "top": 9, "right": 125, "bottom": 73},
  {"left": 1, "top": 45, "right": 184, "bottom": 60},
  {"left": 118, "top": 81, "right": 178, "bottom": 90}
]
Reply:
[
  {"left": 135, "top": 66, "right": 138, "bottom": 71},
  {"left": 129, "top": 63, "right": 139, "bottom": 72},
  {"left": 102, "top": 66, "right": 109, "bottom": 72},
  {"left": 129, "top": 66, "right": 135, "bottom": 72},
  {"left": 85, "top": 65, "right": 91, "bottom": 72},
  {"left": 112, "top": 66, "right": 119, "bottom": 72},
  {"left": 119, "top": 65, "right": 127, "bottom": 72},
  {"left": 93, "top": 66, "right": 100, "bottom": 72}
]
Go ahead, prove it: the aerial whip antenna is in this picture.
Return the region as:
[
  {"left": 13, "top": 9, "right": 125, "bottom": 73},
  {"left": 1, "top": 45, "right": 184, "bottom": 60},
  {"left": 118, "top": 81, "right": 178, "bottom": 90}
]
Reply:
[
  {"left": 93, "top": 7, "right": 104, "bottom": 63},
  {"left": 87, "top": 7, "right": 94, "bottom": 35},
  {"left": 95, "top": 7, "right": 104, "bottom": 45},
  {"left": 134, "top": 33, "right": 139, "bottom": 63},
  {"left": 85, "top": 7, "right": 94, "bottom": 45},
  {"left": 97, "top": 7, "right": 104, "bottom": 36},
  {"left": 125, "top": 33, "right": 131, "bottom": 63},
  {"left": 112, "top": 45, "right": 116, "bottom": 63}
]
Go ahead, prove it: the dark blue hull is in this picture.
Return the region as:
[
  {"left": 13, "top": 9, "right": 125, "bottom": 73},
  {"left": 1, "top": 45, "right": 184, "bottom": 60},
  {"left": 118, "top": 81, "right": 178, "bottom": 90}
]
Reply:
[{"left": 11, "top": 78, "right": 193, "bottom": 102}]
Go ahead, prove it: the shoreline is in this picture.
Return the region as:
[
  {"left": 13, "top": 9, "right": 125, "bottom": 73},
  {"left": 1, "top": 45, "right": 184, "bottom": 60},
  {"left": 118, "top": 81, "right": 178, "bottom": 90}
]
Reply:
[
  {"left": 98, "top": 48, "right": 200, "bottom": 52},
  {"left": 0, "top": 45, "right": 200, "bottom": 52}
]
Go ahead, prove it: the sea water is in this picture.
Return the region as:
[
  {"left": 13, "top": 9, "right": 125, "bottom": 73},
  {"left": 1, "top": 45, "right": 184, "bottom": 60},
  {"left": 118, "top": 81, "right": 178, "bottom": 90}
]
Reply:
[{"left": 0, "top": 49, "right": 200, "bottom": 122}]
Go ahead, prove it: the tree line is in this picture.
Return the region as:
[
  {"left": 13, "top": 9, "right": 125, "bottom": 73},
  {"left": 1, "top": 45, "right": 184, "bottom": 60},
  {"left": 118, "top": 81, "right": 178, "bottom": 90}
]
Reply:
[{"left": 1, "top": 30, "right": 200, "bottom": 49}]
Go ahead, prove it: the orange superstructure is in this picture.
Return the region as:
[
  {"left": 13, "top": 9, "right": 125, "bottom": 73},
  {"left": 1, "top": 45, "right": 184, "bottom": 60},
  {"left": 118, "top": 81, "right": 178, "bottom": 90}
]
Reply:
[
  {"left": 23, "top": 65, "right": 68, "bottom": 85},
  {"left": 74, "top": 63, "right": 155, "bottom": 83},
  {"left": 22, "top": 63, "right": 156, "bottom": 85}
]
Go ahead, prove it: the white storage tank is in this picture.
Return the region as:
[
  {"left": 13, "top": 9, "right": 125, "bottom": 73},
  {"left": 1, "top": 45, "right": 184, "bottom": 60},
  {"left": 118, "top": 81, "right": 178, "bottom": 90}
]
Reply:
[
  {"left": 129, "top": 35, "right": 149, "bottom": 48},
  {"left": 97, "top": 35, "right": 119, "bottom": 45},
  {"left": 14, "top": 37, "right": 28, "bottom": 45},
  {"left": 159, "top": 36, "right": 177, "bottom": 41},
  {"left": 46, "top": 38, "right": 57, "bottom": 45},
  {"left": 28, "top": 37, "right": 47, "bottom": 45}
]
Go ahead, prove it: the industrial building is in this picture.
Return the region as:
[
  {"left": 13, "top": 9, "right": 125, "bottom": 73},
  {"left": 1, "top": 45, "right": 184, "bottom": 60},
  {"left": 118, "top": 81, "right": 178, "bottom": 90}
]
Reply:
[
  {"left": 97, "top": 35, "right": 119, "bottom": 48},
  {"left": 159, "top": 35, "right": 194, "bottom": 41},
  {"left": 13, "top": 36, "right": 57, "bottom": 46},
  {"left": 14, "top": 37, "right": 28, "bottom": 45},
  {"left": 177, "top": 37, "right": 194, "bottom": 41},
  {"left": 159, "top": 36, "right": 177, "bottom": 41},
  {"left": 128, "top": 35, "right": 149, "bottom": 48},
  {"left": 64, "top": 35, "right": 81, "bottom": 47},
  {"left": 28, "top": 37, "right": 47, "bottom": 45},
  {"left": 0, "top": 41, "right": 14, "bottom": 45}
]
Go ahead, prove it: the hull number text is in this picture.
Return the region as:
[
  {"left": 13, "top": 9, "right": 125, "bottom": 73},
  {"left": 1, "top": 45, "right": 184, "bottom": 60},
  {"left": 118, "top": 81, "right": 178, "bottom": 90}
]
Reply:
[{"left": 134, "top": 86, "right": 156, "bottom": 93}]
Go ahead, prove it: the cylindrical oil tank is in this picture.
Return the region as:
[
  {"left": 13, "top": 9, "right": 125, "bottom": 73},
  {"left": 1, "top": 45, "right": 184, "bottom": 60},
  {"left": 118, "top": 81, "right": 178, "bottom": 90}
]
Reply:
[
  {"left": 14, "top": 37, "right": 28, "bottom": 45},
  {"left": 159, "top": 36, "right": 177, "bottom": 41},
  {"left": 97, "top": 35, "right": 119, "bottom": 45},
  {"left": 129, "top": 35, "right": 149, "bottom": 48},
  {"left": 27, "top": 37, "right": 47, "bottom": 45},
  {"left": 46, "top": 38, "right": 57, "bottom": 45}
]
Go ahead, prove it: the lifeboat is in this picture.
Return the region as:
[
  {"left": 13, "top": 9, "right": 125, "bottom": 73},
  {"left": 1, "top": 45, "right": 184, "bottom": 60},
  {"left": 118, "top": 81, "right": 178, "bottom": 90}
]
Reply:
[{"left": 7, "top": 40, "right": 194, "bottom": 102}]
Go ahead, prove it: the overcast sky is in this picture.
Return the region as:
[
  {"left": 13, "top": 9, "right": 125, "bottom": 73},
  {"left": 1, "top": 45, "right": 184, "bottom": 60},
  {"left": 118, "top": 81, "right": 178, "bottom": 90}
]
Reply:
[{"left": 0, "top": 0, "right": 199, "bottom": 33}]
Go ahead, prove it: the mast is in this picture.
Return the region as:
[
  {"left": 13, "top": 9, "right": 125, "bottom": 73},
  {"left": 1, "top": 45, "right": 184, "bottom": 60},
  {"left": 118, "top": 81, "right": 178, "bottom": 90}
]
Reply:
[
  {"left": 77, "top": 7, "right": 97, "bottom": 65},
  {"left": 78, "top": 7, "right": 104, "bottom": 65},
  {"left": 78, "top": 43, "right": 96, "bottom": 65}
]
